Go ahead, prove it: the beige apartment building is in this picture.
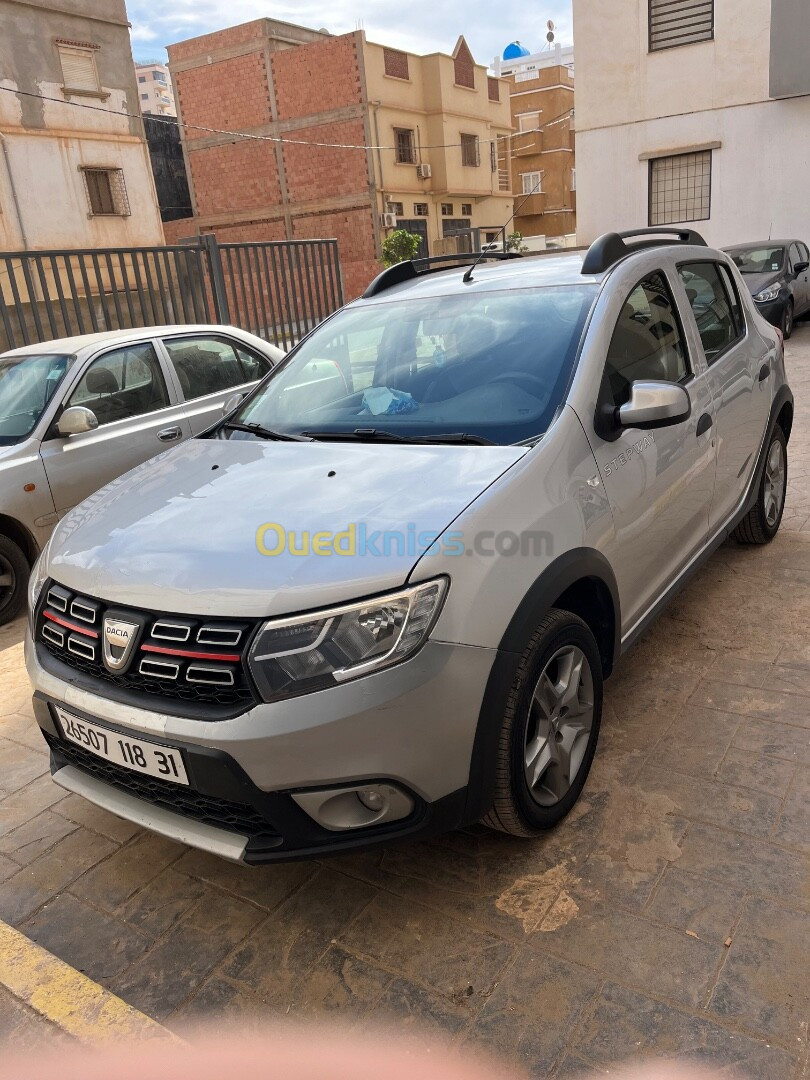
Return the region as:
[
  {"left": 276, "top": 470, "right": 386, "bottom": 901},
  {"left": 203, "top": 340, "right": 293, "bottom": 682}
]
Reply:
[
  {"left": 167, "top": 20, "right": 513, "bottom": 295},
  {"left": 493, "top": 44, "right": 576, "bottom": 244},
  {"left": 0, "top": 0, "right": 164, "bottom": 250},
  {"left": 135, "top": 60, "right": 176, "bottom": 116},
  {"left": 367, "top": 37, "right": 514, "bottom": 256}
]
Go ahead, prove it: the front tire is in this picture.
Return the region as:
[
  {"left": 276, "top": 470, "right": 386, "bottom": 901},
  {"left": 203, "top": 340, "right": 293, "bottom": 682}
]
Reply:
[
  {"left": 781, "top": 300, "right": 794, "bottom": 340},
  {"left": 733, "top": 425, "right": 787, "bottom": 545},
  {"left": 0, "top": 536, "right": 29, "bottom": 626},
  {"left": 483, "top": 609, "right": 603, "bottom": 836}
]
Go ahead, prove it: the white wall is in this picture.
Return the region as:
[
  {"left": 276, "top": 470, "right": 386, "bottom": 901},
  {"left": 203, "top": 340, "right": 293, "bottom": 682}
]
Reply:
[{"left": 576, "top": 95, "right": 810, "bottom": 247}]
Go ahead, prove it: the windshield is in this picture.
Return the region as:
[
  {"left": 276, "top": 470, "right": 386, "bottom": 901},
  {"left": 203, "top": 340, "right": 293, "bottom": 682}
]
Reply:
[
  {"left": 0, "top": 353, "right": 71, "bottom": 445},
  {"left": 728, "top": 246, "right": 785, "bottom": 274},
  {"left": 227, "top": 285, "right": 597, "bottom": 445}
]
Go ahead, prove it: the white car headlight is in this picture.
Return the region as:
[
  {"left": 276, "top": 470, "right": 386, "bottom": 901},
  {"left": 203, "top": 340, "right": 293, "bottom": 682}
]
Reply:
[
  {"left": 247, "top": 577, "right": 448, "bottom": 701},
  {"left": 753, "top": 284, "right": 782, "bottom": 303}
]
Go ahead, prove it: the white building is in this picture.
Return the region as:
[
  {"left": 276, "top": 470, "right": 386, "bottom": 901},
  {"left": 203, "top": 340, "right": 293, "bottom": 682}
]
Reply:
[
  {"left": 572, "top": 0, "right": 810, "bottom": 248},
  {"left": 491, "top": 41, "right": 574, "bottom": 79},
  {"left": 135, "top": 61, "right": 176, "bottom": 117}
]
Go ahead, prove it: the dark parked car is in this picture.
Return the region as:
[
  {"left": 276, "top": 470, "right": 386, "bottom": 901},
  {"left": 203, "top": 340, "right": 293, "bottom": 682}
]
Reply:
[{"left": 724, "top": 241, "right": 810, "bottom": 339}]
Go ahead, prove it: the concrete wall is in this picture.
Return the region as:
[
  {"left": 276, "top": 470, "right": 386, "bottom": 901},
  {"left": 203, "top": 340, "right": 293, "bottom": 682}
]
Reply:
[
  {"left": 573, "top": 0, "right": 810, "bottom": 247},
  {"left": 0, "top": 0, "right": 164, "bottom": 249}
]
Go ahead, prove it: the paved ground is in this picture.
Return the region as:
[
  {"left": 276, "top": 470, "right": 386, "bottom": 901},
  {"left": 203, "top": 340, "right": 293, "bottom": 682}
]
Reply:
[{"left": 1, "top": 327, "right": 808, "bottom": 1075}]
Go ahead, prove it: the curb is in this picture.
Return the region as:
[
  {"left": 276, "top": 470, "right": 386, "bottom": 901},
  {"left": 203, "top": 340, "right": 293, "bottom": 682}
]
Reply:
[{"left": 0, "top": 920, "right": 180, "bottom": 1045}]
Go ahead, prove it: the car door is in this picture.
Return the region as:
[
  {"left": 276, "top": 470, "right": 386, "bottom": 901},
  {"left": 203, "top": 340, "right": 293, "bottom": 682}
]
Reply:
[
  {"left": 158, "top": 333, "right": 275, "bottom": 435},
  {"left": 676, "top": 260, "right": 767, "bottom": 531},
  {"left": 789, "top": 243, "right": 810, "bottom": 315},
  {"left": 40, "top": 340, "right": 192, "bottom": 515},
  {"left": 586, "top": 270, "right": 717, "bottom": 632}
]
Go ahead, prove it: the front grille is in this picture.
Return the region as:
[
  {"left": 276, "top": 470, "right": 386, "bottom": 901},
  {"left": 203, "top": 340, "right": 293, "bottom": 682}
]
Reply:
[
  {"left": 38, "top": 582, "right": 257, "bottom": 713},
  {"left": 45, "top": 733, "right": 277, "bottom": 839}
]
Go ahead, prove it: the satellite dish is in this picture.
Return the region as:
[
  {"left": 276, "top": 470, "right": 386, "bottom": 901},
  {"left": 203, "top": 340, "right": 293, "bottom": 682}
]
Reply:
[
  {"left": 547, "top": 19, "right": 555, "bottom": 30},
  {"left": 546, "top": 30, "right": 555, "bottom": 42}
]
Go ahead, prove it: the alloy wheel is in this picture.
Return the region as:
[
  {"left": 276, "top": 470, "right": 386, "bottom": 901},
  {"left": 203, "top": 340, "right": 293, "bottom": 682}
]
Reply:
[
  {"left": 524, "top": 645, "right": 595, "bottom": 806},
  {"left": 764, "top": 438, "right": 786, "bottom": 527}
]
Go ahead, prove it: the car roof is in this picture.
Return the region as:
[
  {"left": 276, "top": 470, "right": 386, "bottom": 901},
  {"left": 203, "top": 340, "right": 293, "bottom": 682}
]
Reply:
[
  {"left": 0, "top": 324, "right": 265, "bottom": 359},
  {"left": 353, "top": 251, "right": 604, "bottom": 304},
  {"left": 724, "top": 240, "right": 798, "bottom": 251}
]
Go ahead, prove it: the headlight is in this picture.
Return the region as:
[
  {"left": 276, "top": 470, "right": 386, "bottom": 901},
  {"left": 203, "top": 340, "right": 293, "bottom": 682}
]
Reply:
[
  {"left": 248, "top": 577, "right": 448, "bottom": 701},
  {"left": 28, "top": 538, "right": 51, "bottom": 631},
  {"left": 753, "top": 284, "right": 782, "bottom": 303}
]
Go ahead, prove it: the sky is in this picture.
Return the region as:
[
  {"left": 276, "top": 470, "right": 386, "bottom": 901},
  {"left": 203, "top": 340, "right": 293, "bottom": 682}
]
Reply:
[{"left": 127, "top": 0, "right": 574, "bottom": 67}]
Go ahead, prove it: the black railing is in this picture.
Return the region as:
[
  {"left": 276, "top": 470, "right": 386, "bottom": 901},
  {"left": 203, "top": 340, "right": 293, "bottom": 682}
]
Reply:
[{"left": 0, "top": 235, "right": 343, "bottom": 352}]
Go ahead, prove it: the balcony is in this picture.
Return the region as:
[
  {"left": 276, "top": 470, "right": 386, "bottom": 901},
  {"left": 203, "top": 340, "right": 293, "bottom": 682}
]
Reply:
[
  {"left": 516, "top": 192, "right": 545, "bottom": 216},
  {"left": 513, "top": 130, "right": 543, "bottom": 157}
]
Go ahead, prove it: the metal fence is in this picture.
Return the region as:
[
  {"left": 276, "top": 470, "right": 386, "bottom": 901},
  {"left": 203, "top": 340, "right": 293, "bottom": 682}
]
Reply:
[{"left": 0, "top": 235, "right": 343, "bottom": 353}]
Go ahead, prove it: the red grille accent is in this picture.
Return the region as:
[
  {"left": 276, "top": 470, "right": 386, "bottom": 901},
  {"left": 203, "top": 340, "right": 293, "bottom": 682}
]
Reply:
[
  {"left": 141, "top": 644, "right": 241, "bottom": 662},
  {"left": 43, "top": 611, "right": 99, "bottom": 639}
]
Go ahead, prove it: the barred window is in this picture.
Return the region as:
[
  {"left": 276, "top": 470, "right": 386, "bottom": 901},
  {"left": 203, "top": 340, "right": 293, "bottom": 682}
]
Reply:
[
  {"left": 461, "top": 203, "right": 472, "bottom": 216},
  {"left": 386, "top": 201, "right": 404, "bottom": 215},
  {"left": 394, "top": 128, "right": 416, "bottom": 164},
  {"left": 649, "top": 0, "right": 713, "bottom": 52},
  {"left": 384, "top": 47, "right": 409, "bottom": 80},
  {"left": 441, "top": 203, "right": 453, "bottom": 216},
  {"left": 413, "top": 203, "right": 429, "bottom": 217},
  {"left": 80, "top": 167, "right": 130, "bottom": 217},
  {"left": 649, "top": 150, "right": 711, "bottom": 225},
  {"left": 461, "top": 133, "right": 480, "bottom": 168}
]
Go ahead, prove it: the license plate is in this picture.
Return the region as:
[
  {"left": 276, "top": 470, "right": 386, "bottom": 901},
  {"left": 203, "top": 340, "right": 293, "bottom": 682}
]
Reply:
[{"left": 54, "top": 706, "right": 189, "bottom": 786}]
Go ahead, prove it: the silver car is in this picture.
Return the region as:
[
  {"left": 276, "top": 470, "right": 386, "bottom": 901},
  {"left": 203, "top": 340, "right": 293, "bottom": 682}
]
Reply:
[
  {"left": 0, "top": 325, "right": 283, "bottom": 624},
  {"left": 26, "top": 229, "right": 792, "bottom": 862}
]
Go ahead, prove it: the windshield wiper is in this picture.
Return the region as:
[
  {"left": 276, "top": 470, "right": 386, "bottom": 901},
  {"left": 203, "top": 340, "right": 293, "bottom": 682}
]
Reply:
[
  {"left": 222, "top": 421, "right": 312, "bottom": 442},
  {"left": 302, "top": 428, "right": 495, "bottom": 445}
]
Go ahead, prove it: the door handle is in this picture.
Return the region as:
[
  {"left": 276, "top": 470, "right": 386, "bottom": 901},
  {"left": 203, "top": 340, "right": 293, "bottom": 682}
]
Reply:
[
  {"left": 696, "top": 412, "right": 713, "bottom": 437},
  {"left": 157, "top": 426, "right": 182, "bottom": 442},
  {"left": 758, "top": 363, "right": 771, "bottom": 382}
]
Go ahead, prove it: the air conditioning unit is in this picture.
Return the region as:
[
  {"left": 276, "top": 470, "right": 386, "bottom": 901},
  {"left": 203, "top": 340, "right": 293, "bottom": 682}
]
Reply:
[
  {"left": 416, "top": 163, "right": 432, "bottom": 179},
  {"left": 382, "top": 212, "right": 397, "bottom": 228}
]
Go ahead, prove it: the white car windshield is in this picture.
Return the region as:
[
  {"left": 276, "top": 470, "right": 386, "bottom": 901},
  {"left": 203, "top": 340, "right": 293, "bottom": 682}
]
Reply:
[
  {"left": 0, "top": 354, "right": 71, "bottom": 445},
  {"left": 226, "top": 286, "right": 597, "bottom": 446}
]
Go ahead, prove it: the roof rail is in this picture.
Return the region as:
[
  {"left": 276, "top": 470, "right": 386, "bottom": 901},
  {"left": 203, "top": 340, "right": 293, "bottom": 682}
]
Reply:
[
  {"left": 362, "top": 251, "right": 522, "bottom": 298},
  {"left": 581, "top": 228, "right": 708, "bottom": 276}
]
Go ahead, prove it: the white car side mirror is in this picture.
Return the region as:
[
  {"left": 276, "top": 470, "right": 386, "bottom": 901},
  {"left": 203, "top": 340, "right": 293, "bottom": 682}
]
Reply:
[{"left": 56, "top": 405, "right": 99, "bottom": 436}]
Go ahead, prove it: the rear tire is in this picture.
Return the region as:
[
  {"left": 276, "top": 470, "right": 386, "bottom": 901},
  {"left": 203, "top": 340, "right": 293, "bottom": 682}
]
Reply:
[
  {"left": 482, "top": 608, "right": 603, "bottom": 837},
  {"left": 733, "top": 425, "right": 787, "bottom": 545},
  {"left": 781, "top": 300, "right": 794, "bottom": 340},
  {"left": 0, "top": 536, "right": 29, "bottom": 626}
]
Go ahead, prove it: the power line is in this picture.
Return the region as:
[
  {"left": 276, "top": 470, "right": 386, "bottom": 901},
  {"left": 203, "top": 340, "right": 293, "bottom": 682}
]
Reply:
[{"left": 0, "top": 84, "right": 572, "bottom": 153}]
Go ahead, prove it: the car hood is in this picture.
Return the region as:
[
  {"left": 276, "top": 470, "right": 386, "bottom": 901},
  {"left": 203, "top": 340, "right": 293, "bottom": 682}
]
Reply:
[
  {"left": 739, "top": 271, "right": 784, "bottom": 297},
  {"left": 47, "top": 437, "right": 525, "bottom": 617}
]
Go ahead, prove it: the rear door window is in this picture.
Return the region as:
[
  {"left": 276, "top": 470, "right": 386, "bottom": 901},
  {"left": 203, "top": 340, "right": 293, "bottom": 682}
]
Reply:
[
  {"left": 67, "top": 343, "right": 169, "bottom": 426},
  {"left": 677, "top": 262, "right": 740, "bottom": 364},
  {"left": 163, "top": 336, "right": 268, "bottom": 401}
]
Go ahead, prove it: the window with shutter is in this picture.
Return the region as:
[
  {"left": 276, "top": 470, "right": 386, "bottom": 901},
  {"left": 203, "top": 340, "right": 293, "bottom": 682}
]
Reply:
[
  {"left": 80, "top": 167, "right": 130, "bottom": 217},
  {"left": 649, "top": 0, "right": 714, "bottom": 52},
  {"left": 461, "top": 133, "right": 480, "bottom": 168},
  {"left": 57, "top": 45, "right": 101, "bottom": 94}
]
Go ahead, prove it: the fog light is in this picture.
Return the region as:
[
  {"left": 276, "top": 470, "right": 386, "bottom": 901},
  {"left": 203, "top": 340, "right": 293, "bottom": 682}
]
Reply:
[{"left": 357, "top": 788, "right": 386, "bottom": 812}]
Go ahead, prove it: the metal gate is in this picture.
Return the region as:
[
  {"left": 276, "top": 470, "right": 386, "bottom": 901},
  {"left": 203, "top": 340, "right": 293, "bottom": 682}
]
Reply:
[{"left": 0, "top": 235, "right": 343, "bottom": 353}]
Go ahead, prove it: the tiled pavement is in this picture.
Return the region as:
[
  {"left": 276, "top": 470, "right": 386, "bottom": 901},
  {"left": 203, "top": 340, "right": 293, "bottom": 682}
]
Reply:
[{"left": 1, "top": 328, "right": 809, "bottom": 1074}]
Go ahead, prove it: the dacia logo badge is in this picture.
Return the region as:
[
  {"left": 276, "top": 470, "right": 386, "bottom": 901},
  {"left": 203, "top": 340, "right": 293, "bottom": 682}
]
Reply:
[{"left": 102, "top": 617, "right": 139, "bottom": 672}]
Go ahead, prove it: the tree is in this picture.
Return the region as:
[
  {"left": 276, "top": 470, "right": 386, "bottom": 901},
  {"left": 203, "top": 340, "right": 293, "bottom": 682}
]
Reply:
[
  {"left": 382, "top": 229, "right": 422, "bottom": 267},
  {"left": 506, "top": 230, "right": 528, "bottom": 253}
]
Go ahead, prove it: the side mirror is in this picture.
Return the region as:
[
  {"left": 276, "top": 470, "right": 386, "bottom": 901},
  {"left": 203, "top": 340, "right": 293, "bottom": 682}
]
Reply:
[
  {"left": 56, "top": 405, "right": 98, "bottom": 436},
  {"left": 222, "top": 393, "right": 244, "bottom": 416},
  {"left": 793, "top": 260, "right": 809, "bottom": 274},
  {"left": 618, "top": 381, "right": 691, "bottom": 430}
]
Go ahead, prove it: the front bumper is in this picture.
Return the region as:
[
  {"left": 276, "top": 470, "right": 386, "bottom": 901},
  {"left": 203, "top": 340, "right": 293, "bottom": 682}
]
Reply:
[
  {"left": 26, "top": 633, "right": 496, "bottom": 862},
  {"left": 754, "top": 297, "right": 787, "bottom": 328}
]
